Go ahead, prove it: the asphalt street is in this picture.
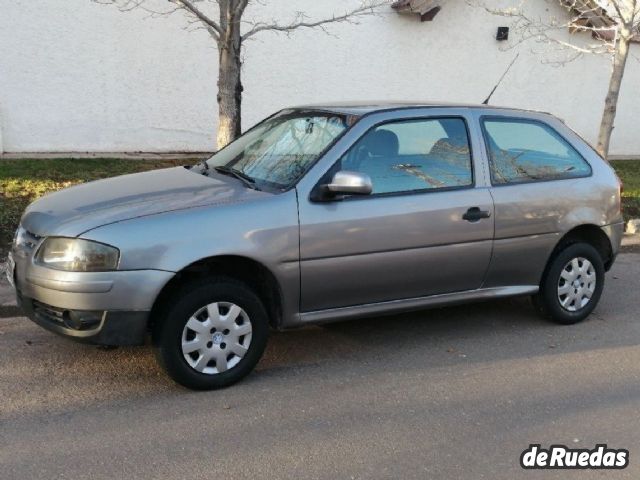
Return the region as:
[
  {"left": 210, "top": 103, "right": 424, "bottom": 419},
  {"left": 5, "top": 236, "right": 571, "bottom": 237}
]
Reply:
[{"left": 1, "top": 254, "right": 639, "bottom": 479}]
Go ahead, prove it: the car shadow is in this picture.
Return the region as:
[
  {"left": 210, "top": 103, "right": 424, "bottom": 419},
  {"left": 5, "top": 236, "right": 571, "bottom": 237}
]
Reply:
[{"left": 257, "top": 296, "right": 609, "bottom": 377}]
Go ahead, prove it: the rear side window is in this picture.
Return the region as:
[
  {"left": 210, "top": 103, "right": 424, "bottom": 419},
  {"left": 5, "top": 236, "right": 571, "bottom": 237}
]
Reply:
[
  {"left": 482, "top": 118, "right": 591, "bottom": 185},
  {"left": 340, "top": 117, "right": 473, "bottom": 195}
]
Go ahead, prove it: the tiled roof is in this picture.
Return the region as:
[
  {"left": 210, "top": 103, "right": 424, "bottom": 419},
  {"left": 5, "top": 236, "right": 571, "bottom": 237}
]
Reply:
[
  {"left": 561, "top": 0, "right": 639, "bottom": 42},
  {"left": 391, "top": 0, "right": 443, "bottom": 21}
]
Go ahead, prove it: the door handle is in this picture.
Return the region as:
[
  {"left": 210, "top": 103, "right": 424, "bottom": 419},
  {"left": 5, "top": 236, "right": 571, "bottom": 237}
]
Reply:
[{"left": 462, "top": 207, "right": 491, "bottom": 222}]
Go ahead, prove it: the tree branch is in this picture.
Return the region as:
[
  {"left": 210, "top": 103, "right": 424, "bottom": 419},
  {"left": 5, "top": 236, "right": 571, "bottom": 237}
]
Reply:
[
  {"left": 466, "top": 0, "right": 622, "bottom": 62},
  {"left": 93, "top": 0, "right": 220, "bottom": 36},
  {"left": 169, "top": 0, "right": 222, "bottom": 40},
  {"left": 94, "top": 0, "right": 177, "bottom": 15},
  {"left": 611, "top": 1, "right": 626, "bottom": 22},
  {"left": 242, "top": 1, "right": 390, "bottom": 41},
  {"left": 233, "top": 0, "right": 250, "bottom": 18}
]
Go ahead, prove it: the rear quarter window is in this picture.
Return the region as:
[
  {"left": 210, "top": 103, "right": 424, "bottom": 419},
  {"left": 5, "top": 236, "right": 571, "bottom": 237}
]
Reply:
[{"left": 481, "top": 118, "right": 591, "bottom": 185}]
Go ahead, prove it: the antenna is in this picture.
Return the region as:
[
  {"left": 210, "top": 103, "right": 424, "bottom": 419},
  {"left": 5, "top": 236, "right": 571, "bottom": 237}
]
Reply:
[{"left": 482, "top": 53, "right": 519, "bottom": 105}]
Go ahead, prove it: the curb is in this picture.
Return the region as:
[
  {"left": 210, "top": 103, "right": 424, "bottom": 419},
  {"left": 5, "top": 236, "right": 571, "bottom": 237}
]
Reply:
[{"left": 622, "top": 232, "right": 640, "bottom": 247}]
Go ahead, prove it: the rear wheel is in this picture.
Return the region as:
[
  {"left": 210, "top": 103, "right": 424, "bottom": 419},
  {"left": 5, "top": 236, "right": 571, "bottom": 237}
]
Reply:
[
  {"left": 153, "top": 277, "right": 269, "bottom": 390},
  {"left": 532, "top": 242, "right": 604, "bottom": 325}
]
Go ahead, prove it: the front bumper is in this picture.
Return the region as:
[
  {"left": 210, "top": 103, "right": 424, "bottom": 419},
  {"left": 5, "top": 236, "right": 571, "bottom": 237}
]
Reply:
[
  {"left": 17, "top": 293, "right": 149, "bottom": 346},
  {"left": 9, "top": 248, "right": 174, "bottom": 346}
]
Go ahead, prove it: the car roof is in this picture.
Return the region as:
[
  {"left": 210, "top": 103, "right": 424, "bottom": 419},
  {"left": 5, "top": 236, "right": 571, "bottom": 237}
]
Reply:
[{"left": 291, "top": 101, "right": 548, "bottom": 116}]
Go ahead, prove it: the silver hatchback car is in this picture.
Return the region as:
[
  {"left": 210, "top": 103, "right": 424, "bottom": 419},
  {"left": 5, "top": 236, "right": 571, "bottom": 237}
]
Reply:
[{"left": 8, "top": 102, "right": 624, "bottom": 389}]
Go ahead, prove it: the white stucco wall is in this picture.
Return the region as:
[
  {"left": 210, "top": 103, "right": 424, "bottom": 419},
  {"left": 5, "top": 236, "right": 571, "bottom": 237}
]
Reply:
[{"left": 0, "top": 0, "right": 638, "bottom": 155}]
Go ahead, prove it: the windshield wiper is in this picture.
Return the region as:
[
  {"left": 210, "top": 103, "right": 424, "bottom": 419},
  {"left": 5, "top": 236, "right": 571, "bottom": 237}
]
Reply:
[
  {"left": 195, "top": 159, "right": 210, "bottom": 175},
  {"left": 213, "top": 166, "right": 260, "bottom": 190}
]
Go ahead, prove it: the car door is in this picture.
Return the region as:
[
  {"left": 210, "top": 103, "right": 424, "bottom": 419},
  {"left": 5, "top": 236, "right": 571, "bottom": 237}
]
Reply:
[{"left": 297, "top": 112, "right": 495, "bottom": 312}]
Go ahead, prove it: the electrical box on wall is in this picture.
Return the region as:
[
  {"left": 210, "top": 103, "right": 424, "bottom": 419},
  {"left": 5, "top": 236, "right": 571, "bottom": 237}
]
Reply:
[{"left": 496, "top": 26, "right": 509, "bottom": 41}]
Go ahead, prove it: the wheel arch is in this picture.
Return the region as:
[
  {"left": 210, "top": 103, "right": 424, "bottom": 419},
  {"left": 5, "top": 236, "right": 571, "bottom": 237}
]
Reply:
[
  {"left": 149, "top": 255, "right": 284, "bottom": 331},
  {"left": 542, "top": 224, "right": 614, "bottom": 283}
]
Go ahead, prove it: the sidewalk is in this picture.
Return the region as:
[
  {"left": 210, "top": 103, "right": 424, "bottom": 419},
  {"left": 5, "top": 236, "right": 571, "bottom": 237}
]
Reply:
[
  {"left": 0, "top": 275, "right": 15, "bottom": 307},
  {"left": 622, "top": 232, "right": 640, "bottom": 253}
]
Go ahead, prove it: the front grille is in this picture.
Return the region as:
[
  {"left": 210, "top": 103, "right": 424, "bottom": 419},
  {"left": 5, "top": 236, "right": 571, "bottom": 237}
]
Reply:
[
  {"left": 23, "top": 230, "right": 41, "bottom": 251},
  {"left": 14, "top": 226, "right": 42, "bottom": 253},
  {"left": 32, "top": 300, "right": 65, "bottom": 325},
  {"left": 31, "top": 300, "right": 104, "bottom": 331}
]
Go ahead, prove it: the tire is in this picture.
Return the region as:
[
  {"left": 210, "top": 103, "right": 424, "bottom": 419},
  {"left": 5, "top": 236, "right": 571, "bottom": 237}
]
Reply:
[
  {"left": 153, "top": 276, "right": 269, "bottom": 390},
  {"left": 532, "top": 242, "right": 605, "bottom": 325}
]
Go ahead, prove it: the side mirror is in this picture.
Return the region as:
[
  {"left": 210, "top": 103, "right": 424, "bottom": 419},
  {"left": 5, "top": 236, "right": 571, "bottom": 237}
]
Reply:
[{"left": 325, "top": 170, "right": 373, "bottom": 197}]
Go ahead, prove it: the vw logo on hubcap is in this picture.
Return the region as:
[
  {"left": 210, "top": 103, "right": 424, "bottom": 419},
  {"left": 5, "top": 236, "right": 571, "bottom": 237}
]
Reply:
[{"left": 212, "top": 332, "right": 224, "bottom": 345}]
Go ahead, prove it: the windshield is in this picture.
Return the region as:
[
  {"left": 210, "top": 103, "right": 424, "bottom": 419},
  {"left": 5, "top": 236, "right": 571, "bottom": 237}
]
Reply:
[{"left": 206, "top": 110, "right": 349, "bottom": 190}]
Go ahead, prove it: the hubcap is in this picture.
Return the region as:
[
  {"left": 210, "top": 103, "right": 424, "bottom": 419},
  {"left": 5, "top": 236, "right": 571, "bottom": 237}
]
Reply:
[
  {"left": 181, "top": 302, "right": 252, "bottom": 375},
  {"left": 557, "top": 257, "right": 596, "bottom": 312}
]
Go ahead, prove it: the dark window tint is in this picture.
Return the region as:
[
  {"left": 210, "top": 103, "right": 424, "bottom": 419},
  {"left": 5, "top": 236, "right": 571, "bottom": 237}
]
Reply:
[
  {"left": 482, "top": 119, "right": 591, "bottom": 185},
  {"left": 340, "top": 118, "right": 473, "bottom": 195}
]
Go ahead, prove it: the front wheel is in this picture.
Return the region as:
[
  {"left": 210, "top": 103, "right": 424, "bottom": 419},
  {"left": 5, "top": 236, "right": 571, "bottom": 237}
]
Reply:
[
  {"left": 153, "top": 277, "right": 269, "bottom": 390},
  {"left": 532, "top": 242, "right": 605, "bottom": 325}
]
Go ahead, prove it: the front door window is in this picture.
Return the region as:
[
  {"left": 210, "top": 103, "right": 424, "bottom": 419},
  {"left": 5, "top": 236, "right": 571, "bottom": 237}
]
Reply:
[{"left": 340, "top": 117, "right": 473, "bottom": 195}]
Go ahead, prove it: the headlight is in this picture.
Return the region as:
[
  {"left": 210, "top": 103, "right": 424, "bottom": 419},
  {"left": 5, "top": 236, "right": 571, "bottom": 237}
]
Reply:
[{"left": 35, "top": 238, "right": 119, "bottom": 272}]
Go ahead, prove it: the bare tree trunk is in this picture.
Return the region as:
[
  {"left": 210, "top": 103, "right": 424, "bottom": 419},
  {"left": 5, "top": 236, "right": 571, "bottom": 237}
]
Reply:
[
  {"left": 596, "top": 26, "right": 631, "bottom": 159},
  {"left": 100, "top": 0, "right": 387, "bottom": 150},
  {"left": 216, "top": 2, "right": 243, "bottom": 150}
]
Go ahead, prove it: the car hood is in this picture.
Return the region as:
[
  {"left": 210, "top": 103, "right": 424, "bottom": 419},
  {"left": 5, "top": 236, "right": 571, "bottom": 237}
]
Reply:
[{"left": 21, "top": 166, "right": 271, "bottom": 237}]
